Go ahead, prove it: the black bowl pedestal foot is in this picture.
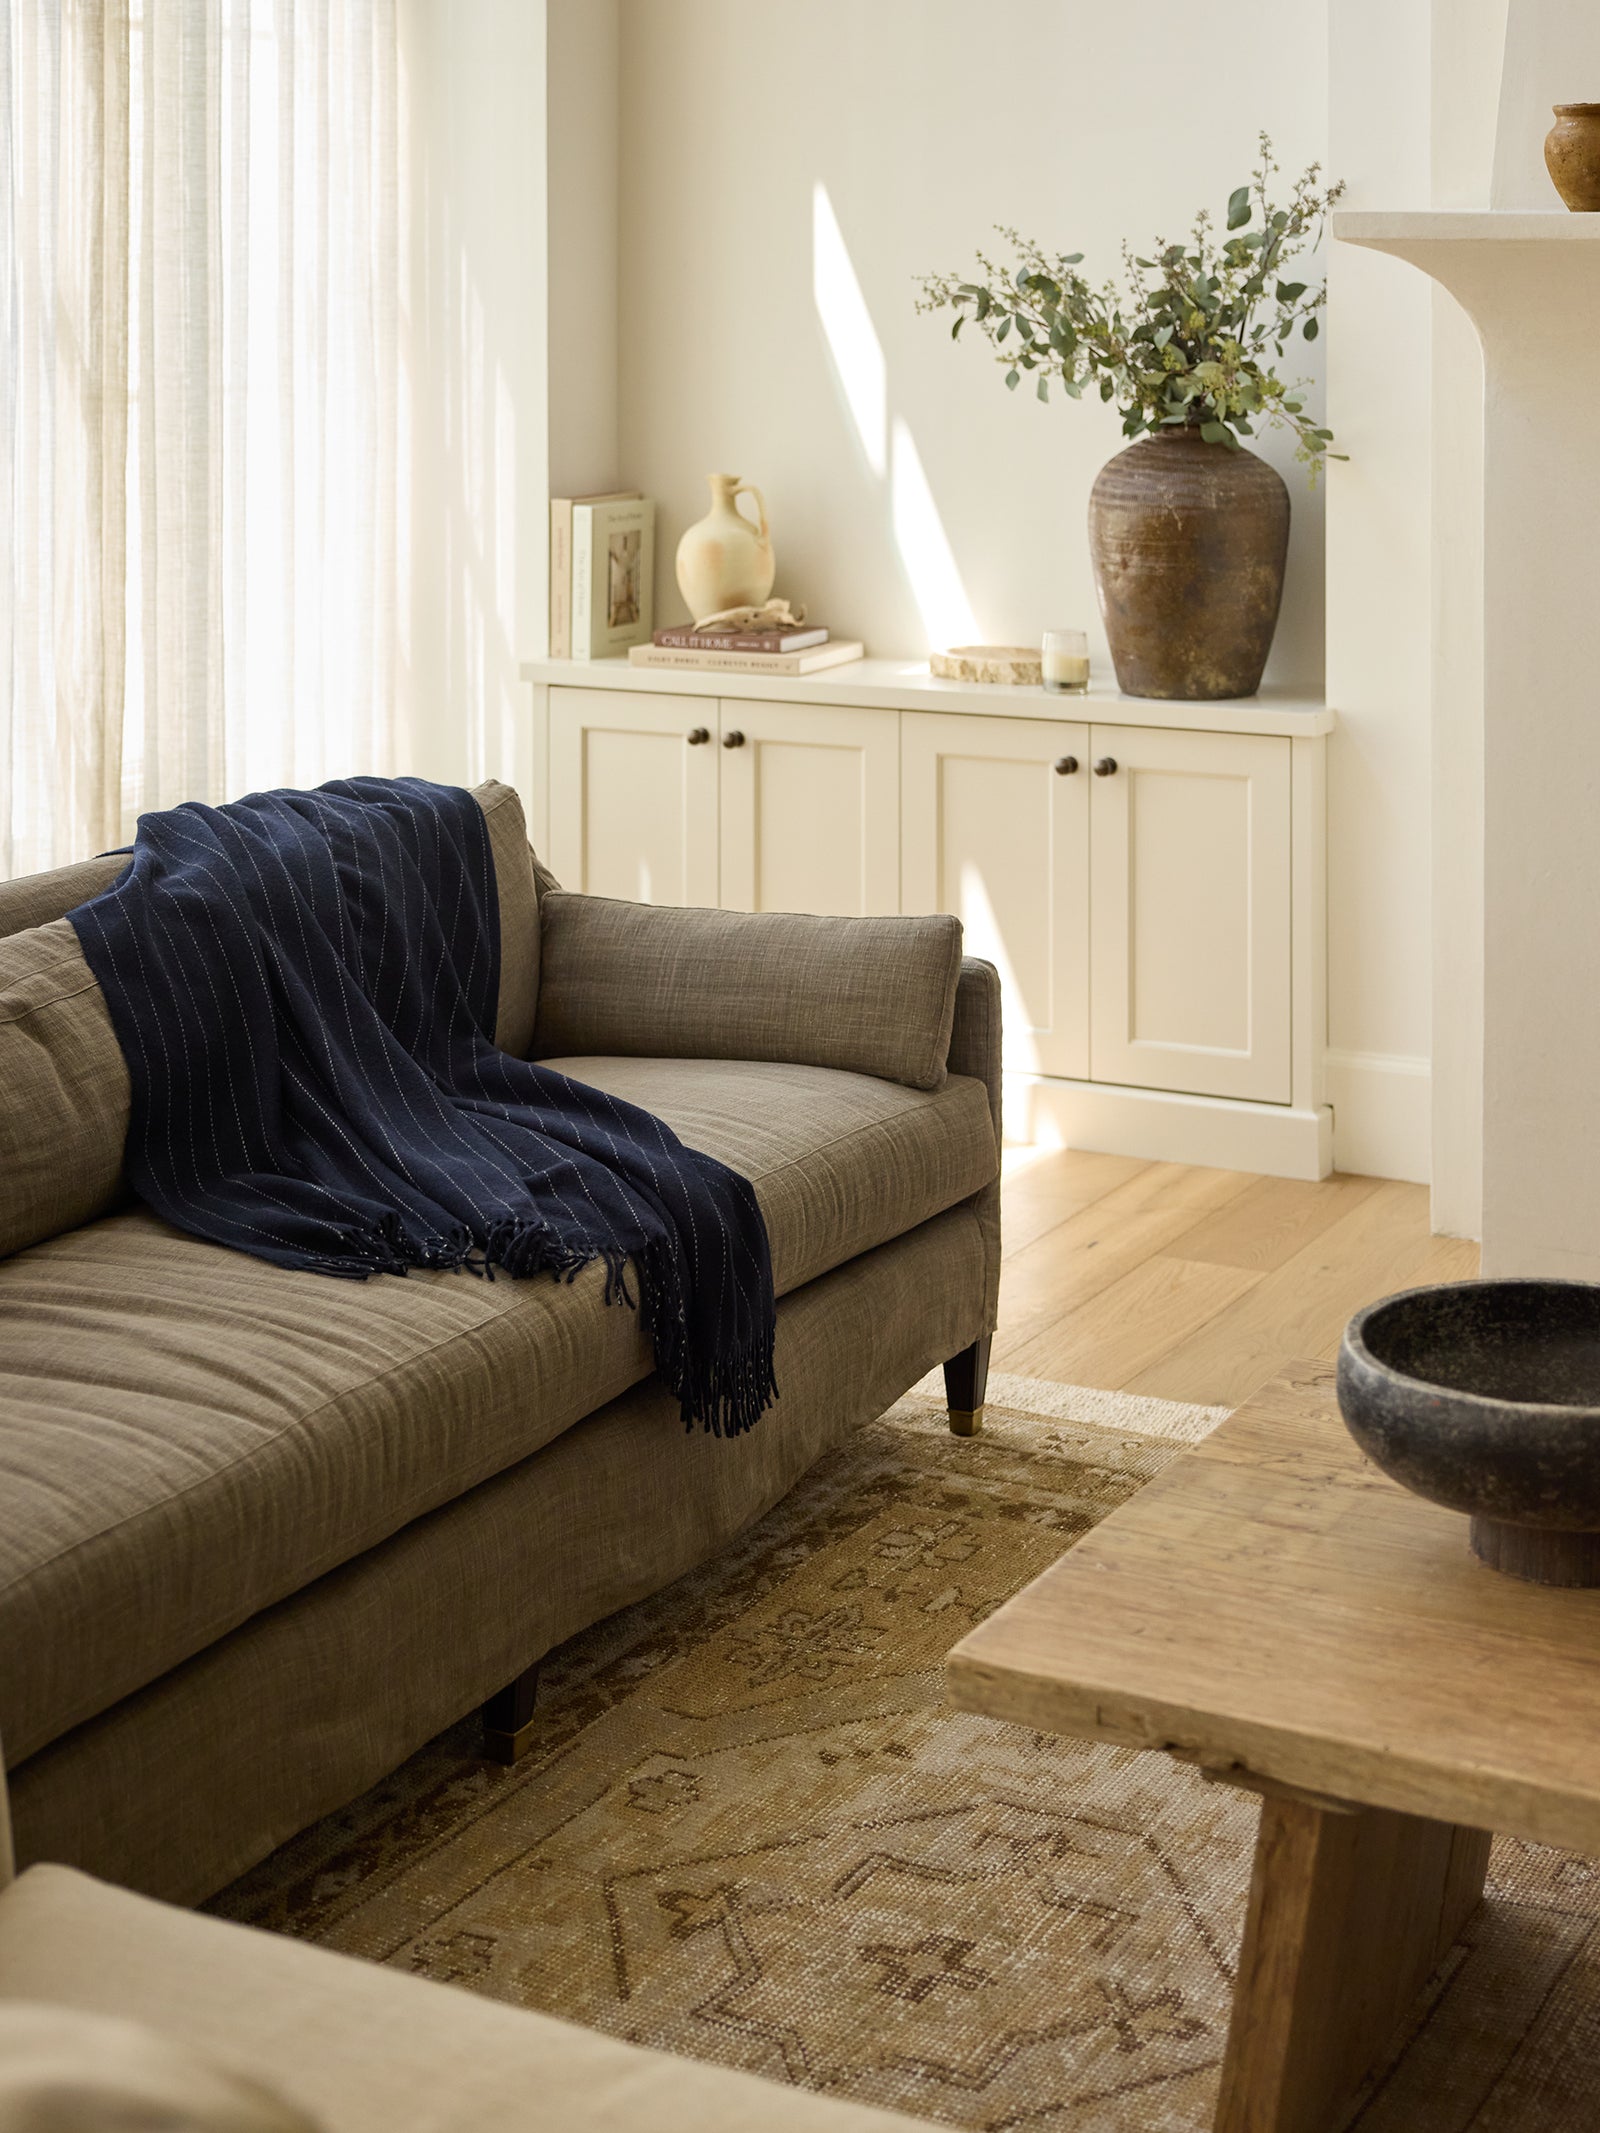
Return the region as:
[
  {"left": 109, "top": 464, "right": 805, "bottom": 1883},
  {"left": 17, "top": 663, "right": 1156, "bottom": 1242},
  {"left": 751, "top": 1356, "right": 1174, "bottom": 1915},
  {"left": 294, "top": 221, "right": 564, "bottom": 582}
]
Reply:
[{"left": 1469, "top": 1516, "right": 1600, "bottom": 1588}]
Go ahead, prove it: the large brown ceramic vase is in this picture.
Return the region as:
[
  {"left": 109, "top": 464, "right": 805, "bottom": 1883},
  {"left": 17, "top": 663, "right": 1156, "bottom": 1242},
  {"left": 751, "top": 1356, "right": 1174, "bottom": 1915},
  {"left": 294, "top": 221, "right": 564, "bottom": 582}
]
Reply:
[{"left": 1088, "top": 428, "right": 1290, "bottom": 700}]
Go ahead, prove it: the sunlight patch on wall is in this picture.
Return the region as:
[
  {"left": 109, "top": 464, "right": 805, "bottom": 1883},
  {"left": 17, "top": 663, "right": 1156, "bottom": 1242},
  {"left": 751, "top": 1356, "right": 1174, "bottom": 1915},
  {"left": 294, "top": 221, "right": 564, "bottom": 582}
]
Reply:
[
  {"left": 811, "top": 181, "right": 886, "bottom": 477},
  {"left": 892, "top": 418, "right": 981, "bottom": 651}
]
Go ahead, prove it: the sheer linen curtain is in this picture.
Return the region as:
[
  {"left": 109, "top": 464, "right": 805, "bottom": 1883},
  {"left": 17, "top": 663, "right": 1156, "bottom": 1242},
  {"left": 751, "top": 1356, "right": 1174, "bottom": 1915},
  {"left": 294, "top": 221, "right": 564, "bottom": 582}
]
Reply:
[{"left": 0, "top": 0, "right": 402, "bottom": 880}]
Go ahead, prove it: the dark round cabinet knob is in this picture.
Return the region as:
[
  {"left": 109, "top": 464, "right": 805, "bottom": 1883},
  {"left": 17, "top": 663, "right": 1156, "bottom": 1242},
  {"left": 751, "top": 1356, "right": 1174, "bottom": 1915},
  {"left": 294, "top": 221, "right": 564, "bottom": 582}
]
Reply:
[
  {"left": 722, "top": 729, "right": 746, "bottom": 749},
  {"left": 686, "top": 726, "right": 711, "bottom": 745},
  {"left": 1094, "top": 756, "right": 1119, "bottom": 776},
  {"left": 1053, "top": 755, "right": 1079, "bottom": 776}
]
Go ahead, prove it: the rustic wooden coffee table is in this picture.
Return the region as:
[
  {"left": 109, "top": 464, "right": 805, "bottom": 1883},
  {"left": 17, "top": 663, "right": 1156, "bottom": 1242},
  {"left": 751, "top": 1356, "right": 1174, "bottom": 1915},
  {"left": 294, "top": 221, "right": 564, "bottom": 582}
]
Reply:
[{"left": 948, "top": 1358, "right": 1600, "bottom": 2133}]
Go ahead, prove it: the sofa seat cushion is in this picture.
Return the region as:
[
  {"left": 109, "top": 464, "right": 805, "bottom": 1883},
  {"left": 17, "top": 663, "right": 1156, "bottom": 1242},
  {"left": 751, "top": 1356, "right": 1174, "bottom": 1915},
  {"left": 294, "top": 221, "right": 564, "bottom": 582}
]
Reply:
[
  {"left": 0, "top": 1063, "right": 995, "bottom": 1763},
  {"left": 0, "top": 1867, "right": 930, "bottom": 2133},
  {"left": 540, "top": 1057, "right": 996, "bottom": 1294}
]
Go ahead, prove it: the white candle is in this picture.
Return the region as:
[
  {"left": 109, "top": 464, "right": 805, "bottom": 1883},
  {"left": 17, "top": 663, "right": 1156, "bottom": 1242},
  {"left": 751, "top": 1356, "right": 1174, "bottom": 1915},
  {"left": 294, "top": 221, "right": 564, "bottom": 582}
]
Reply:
[{"left": 1042, "top": 629, "right": 1090, "bottom": 694}]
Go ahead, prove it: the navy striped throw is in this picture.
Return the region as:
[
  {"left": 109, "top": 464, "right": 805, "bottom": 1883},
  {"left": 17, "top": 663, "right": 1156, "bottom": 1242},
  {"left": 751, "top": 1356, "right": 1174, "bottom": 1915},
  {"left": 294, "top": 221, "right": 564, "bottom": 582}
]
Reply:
[{"left": 69, "top": 777, "right": 778, "bottom": 1437}]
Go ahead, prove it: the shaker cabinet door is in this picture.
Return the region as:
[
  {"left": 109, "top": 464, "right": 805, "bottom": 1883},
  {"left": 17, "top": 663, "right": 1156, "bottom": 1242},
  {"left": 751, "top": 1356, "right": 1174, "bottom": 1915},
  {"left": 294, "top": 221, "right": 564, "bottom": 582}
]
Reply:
[
  {"left": 548, "top": 687, "right": 719, "bottom": 905},
  {"left": 900, "top": 710, "right": 1090, "bottom": 1079},
  {"left": 1088, "top": 724, "right": 1291, "bottom": 1102},
  {"left": 717, "top": 699, "right": 900, "bottom": 915}
]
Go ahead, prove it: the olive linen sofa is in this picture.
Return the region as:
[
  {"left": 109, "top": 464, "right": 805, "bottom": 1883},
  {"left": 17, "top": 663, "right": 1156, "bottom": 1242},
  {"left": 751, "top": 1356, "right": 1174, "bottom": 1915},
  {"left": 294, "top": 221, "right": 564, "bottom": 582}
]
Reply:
[
  {"left": 0, "top": 1774, "right": 935, "bottom": 2133},
  {"left": 0, "top": 780, "right": 1001, "bottom": 1905}
]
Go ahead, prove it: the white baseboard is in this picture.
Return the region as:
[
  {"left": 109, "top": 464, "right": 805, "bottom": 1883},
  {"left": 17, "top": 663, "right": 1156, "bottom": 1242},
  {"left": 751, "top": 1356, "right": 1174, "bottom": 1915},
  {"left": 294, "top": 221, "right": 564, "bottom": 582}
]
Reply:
[
  {"left": 1008, "top": 1074, "right": 1333, "bottom": 1182},
  {"left": 1323, "top": 1050, "right": 1431, "bottom": 1184}
]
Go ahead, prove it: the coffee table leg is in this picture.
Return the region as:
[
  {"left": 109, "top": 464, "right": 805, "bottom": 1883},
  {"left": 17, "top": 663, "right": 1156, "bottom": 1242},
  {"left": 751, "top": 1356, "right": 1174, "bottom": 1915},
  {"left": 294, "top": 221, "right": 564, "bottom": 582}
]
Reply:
[{"left": 1214, "top": 1790, "right": 1491, "bottom": 2133}]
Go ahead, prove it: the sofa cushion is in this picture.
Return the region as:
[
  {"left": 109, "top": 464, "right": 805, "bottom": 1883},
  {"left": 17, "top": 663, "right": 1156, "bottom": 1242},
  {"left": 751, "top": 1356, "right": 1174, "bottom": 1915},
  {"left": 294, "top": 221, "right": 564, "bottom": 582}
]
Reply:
[
  {"left": 0, "top": 854, "right": 130, "bottom": 940},
  {"left": 472, "top": 780, "right": 541, "bottom": 1057},
  {"left": 543, "top": 1055, "right": 995, "bottom": 1295},
  {"left": 0, "top": 2002, "right": 319, "bottom": 2132},
  {"left": 0, "top": 784, "right": 542, "bottom": 1265},
  {"left": 534, "top": 896, "right": 964, "bottom": 1092},
  {"left": 0, "top": 919, "right": 132, "bottom": 1261},
  {"left": 0, "top": 1062, "right": 995, "bottom": 1762},
  {"left": 0, "top": 1867, "right": 930, "bottom": 2133}
]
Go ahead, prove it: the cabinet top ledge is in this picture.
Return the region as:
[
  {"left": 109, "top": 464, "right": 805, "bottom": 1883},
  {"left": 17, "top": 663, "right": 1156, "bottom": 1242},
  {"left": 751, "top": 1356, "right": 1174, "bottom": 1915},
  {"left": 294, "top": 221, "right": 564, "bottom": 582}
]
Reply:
[{"left": 518, "top": 656, "right": 1335, "bottom": 737}]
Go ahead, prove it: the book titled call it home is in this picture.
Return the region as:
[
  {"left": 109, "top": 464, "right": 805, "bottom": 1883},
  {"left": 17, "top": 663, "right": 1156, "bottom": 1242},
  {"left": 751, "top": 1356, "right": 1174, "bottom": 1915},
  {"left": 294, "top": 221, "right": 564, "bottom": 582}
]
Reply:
[{"left": 566, "top": 495, "right": 656, "bottom": 660}]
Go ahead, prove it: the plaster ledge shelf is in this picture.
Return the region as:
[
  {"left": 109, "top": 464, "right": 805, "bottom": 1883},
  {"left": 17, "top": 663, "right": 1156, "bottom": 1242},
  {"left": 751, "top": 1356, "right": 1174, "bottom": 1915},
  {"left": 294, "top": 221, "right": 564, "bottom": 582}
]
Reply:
[{"left": 1335, "top": 209, "right": 1600, "bottom": 245}]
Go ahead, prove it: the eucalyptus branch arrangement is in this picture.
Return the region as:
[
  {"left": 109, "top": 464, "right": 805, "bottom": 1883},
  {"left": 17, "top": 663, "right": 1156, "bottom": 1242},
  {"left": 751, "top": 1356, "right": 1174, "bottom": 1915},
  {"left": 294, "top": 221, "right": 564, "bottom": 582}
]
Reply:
[{"left": 916, "top": 136, "right": 1347, "bottom": 479}]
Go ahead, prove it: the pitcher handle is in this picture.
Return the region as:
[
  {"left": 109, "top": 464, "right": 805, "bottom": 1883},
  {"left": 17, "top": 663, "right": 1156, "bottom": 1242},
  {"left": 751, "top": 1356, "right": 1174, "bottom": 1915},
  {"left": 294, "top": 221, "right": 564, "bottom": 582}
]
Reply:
[{"left": 734, "top": 483, "right": 769, "bottom": 542}]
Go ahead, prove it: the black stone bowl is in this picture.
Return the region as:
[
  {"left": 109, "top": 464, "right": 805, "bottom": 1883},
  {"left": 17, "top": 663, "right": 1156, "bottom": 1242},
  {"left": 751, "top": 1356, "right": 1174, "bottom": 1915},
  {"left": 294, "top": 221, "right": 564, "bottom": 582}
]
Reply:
[{"left": 1337, "top": 1279, "right": 1600, "bottom": 1586}]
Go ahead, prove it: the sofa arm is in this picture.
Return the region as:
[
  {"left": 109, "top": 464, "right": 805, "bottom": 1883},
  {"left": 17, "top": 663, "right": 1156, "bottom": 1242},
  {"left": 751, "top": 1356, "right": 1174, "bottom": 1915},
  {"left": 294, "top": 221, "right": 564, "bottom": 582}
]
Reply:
[
  {"left": 948, "top": 958, "right": 1002, "bottom": 1329},
  {"left": 532, "top": 895, "right": 964, "bottom": 1093},
  {"left": 949, "top": 958, "right": 1001, "bottom": 1143}
]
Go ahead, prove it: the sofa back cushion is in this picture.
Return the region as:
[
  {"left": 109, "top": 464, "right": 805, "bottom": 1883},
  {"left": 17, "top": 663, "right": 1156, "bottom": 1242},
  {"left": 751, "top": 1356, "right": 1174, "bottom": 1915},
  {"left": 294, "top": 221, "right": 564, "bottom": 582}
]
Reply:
[
  {"left": 0, "top": 782, "right": 544, "bottom": 1262},
  {"left": 0, "top": 920, "right": 131, "bottom": 1259},
  {"left": 534, "top": 896, "right": 964, "bottom": 1093},
  {"left": 474, "top": 780, "right": 541, "bottom": 1056},
  {"left": 0, "top": 853, "right": 130, "bottom": 941}
]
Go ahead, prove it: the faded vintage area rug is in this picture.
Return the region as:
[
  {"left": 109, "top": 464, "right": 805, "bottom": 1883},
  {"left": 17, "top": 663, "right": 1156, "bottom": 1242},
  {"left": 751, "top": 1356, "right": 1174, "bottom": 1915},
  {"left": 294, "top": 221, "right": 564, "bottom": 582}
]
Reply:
[{"left": 213, "top": 1375, "right": 1600, "bottom": 2132}]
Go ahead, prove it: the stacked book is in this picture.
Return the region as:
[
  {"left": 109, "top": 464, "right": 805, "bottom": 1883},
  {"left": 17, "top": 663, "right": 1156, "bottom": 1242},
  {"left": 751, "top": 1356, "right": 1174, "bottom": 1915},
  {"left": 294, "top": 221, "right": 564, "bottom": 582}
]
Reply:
[
  {"left": 550, "top": 492, "right": 656, "bottom": 659},
  {"left": 629, "top": 623, "right": 864, "bottom": 678}
]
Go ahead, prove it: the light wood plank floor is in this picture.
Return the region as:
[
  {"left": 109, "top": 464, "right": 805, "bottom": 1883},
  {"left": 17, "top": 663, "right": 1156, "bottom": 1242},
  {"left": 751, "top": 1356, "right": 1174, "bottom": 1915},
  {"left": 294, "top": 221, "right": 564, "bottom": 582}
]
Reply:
[{"left": 997, "top": 1147, "right": 1479, "bottom": 1408}]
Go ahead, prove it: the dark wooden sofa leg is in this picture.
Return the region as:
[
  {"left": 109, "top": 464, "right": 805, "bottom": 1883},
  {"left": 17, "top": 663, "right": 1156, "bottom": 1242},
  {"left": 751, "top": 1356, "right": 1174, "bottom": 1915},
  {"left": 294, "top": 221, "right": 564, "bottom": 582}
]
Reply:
[
  {"left": 482, "top": 1661, "right": 541, "bottom": 1765},
  {"left": 945, "top": 1335, "right": 992, "bottom": 1437}
]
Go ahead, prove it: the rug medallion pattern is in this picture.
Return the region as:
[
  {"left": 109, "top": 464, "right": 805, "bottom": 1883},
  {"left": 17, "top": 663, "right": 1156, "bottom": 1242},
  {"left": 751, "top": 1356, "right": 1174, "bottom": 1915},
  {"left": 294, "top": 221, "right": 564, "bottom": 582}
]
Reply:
[{"left": 214, "top": 1379, "right": 1600, "bottom": 2132}]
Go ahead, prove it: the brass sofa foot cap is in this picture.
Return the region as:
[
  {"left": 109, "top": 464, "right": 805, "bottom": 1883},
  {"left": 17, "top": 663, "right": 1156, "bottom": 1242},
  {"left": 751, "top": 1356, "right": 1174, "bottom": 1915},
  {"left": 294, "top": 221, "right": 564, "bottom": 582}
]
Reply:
[
  {"left": 948, "top": 1406, "right": 985, "bottom": 1437},
  {"left": 482, "top": 1717, "right": 540, "bottom": 1766}
]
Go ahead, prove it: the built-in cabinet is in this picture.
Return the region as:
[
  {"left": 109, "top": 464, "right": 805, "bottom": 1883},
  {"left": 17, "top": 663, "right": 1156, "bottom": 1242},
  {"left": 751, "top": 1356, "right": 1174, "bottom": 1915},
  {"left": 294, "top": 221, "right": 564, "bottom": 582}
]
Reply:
[
  {"left": 530, "top": 663, "right": 1331, "bottom": 1180},
  {"left": 1087, "top": 725, "right": 1292, "bottom": 1106},
  {"left": 548, "top": 688, "right": 718, "bottom": 906},
  {"left": 901, "top": 711, "right": 1090, "bottom": 1081},
  {"left": 548, "top": 688, "right": 898, "bottom": 918}
]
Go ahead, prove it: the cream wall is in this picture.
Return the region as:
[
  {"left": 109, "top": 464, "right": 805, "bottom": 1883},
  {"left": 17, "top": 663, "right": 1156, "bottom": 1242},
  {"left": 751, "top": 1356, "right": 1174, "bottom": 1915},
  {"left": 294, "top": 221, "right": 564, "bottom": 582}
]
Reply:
[
  {"left": 398, "top": 0, "right": 549, "bottom": 797},
  {"left": 615, "top": 0, "right": 1329, "bottom": 689},
  {"left": 1323, "top": 0, "right": 1434, "bottom": 1186},
  {"left": 548, "top": 0, "right": 621, "bottom": 501}
]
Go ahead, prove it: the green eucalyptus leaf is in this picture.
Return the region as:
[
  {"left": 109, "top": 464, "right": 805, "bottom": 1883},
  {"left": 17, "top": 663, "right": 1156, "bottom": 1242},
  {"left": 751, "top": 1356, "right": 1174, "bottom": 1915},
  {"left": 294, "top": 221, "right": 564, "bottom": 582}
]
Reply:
[
  {"left": 1276, "top": 280, "right": 1306, "bottom": 302},
  {"left": 1005, "top": 367, "right": 1020, "bottom": 390},
  {"left": 1303, "top": 315, "right": 1319, "bottom": 340},
  {"left": 1200, "top": 420, "right": 1229, "bottom": 444},
  {"left": 1227, "top": 186, "right": 1252, "bottom": 229},
  {"left": 996, "top": 315, "right": 1012, "bottom": 342},
  {"left": 1037, "top": 375, "right": 1049, "bottom": 403}
]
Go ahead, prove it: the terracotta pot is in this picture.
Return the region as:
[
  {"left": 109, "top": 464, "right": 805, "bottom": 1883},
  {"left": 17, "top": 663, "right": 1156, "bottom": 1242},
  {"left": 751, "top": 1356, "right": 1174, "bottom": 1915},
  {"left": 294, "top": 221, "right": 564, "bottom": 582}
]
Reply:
[
  {"left": 1087, "top": 429, "right": 1290, "bottom": 700},
  {"left": 1545, "top": 104, "right": 1600, "bottom": 212},
  {"left": 675, "top": 474, "right": 775, "bottom": 624}
]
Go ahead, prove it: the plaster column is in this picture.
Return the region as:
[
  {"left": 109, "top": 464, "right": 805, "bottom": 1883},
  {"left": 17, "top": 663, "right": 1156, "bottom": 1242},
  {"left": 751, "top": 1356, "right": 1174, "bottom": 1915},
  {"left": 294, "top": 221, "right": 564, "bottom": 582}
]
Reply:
[{"left": 1338, "top": 214, "right": 1600, "bottom": 1277}]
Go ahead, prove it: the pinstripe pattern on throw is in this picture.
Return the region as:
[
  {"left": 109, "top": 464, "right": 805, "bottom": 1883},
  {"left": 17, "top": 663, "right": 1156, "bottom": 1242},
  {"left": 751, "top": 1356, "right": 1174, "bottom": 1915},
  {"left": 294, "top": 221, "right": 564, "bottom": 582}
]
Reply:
[{"left": 66, "top": 777, "right": 777, "bottom": 1437}]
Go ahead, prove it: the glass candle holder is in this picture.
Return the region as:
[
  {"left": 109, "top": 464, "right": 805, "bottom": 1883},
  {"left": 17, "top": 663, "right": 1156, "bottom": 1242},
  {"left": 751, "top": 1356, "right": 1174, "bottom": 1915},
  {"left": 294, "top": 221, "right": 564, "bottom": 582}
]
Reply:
[{"left": 1042, "top": 628, "right": 1090, "bottom": 694}]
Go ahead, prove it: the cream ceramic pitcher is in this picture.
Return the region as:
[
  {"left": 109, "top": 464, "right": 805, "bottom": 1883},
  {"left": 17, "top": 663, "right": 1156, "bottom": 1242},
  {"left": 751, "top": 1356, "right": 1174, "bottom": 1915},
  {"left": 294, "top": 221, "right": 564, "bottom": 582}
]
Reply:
[{"left": 675, "top": 474, "right": 775, "bottom": 624}]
